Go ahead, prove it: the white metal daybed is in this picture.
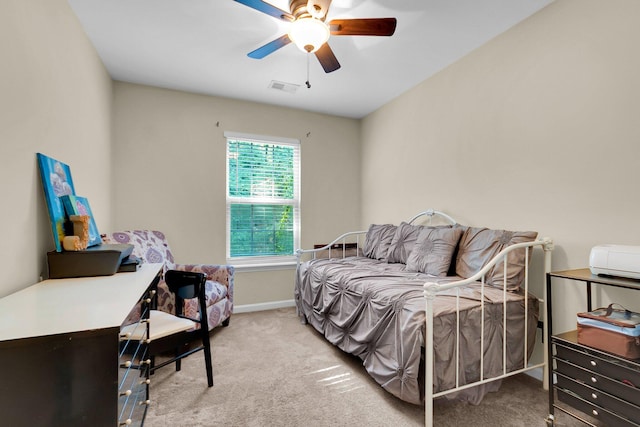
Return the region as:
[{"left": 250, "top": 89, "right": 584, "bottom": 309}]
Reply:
[{"left": 295, "top": 209, "right": 553, "bottom": 427}]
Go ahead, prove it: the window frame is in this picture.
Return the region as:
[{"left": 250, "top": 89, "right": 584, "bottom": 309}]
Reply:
[{"left": 224, "top": 131, "right": 301, "bottom": 270}]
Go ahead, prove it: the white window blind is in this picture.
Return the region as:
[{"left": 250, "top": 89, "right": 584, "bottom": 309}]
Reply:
[{"left": 225, "top": 131, "right": 300, "bottom": 267}]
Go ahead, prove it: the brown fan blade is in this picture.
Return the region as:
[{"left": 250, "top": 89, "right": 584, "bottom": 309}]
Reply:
[
  {"left": 315, "top": 43, "right": 341, "bottom": 73},
  {"left": 307, "top": 0, "right": 332, "bottom": 20},
  {"left": 329, "top": 18, "right": 397, "bottom": 36}
]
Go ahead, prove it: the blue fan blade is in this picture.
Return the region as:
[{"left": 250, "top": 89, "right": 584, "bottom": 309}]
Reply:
[
  {"left": 234, "top": 0, "right": 293, "bottom": 21},
  {"left": 248, "top": 34, "right": 292, "bottom": 59}
]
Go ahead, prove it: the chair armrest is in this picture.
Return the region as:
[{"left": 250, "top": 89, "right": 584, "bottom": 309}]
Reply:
[
  {"left": 172, "top": 264, "right": 234, "bottom": 328},
  {"left": 174, "top": 264, "right": 234, "bottom": 289}
]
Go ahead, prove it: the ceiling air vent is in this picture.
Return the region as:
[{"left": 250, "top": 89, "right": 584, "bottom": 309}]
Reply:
[{"left": 268, "top": 80, "right": 299, "bottom": 94}]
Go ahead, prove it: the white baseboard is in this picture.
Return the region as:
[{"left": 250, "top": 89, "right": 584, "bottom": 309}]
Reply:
[{"left": 233, "top": 299, "right": 296, "bottom": 314}]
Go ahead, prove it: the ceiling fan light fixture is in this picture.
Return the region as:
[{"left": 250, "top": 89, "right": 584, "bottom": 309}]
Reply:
[{"left": 288, "top": 17, "right": 330, "bottom": 53}]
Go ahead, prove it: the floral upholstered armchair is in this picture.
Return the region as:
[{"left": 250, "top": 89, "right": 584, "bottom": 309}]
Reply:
[{"left": 102, "top": 230, "right": 234, "bottom": 330}]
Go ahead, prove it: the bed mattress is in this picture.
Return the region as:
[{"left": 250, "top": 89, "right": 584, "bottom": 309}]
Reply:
[{"left": 294, "top": 256, "right": 539, "bottom": 405}]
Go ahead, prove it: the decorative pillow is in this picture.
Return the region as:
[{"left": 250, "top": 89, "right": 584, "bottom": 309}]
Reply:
[
  {"left": 362, "top": 224, "right": 397, "bottom": 261},
  {"left": 455, "top": 227, "right": 538, "bottom": 290},
  {"left": 405, "top": 227, "right": 464, "bottom": 276},
  {"left": 386, "top": 222, "right": 424, "bottom": 264}
]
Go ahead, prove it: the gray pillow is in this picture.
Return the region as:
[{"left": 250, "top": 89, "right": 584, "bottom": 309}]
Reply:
[
  {"left": 405, "top": 227, "right": 464, "bottom": 276},
  {"left": 386, "top": 222, "right": 424, "bottom": 264},
  {"left": 455, "top": 227, "right": 538, "bottom": 290},
  {"left": 362, "top": 224, "right": 397, "bottom": 260}
]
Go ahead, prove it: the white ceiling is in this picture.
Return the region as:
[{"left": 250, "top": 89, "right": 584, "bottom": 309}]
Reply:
[{"left": 68, "top": 0, "right": 552, "bottom": 119}]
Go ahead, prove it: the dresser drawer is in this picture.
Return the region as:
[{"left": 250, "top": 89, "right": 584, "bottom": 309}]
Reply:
[
  {"left": 556, "top": 372, "right": 640, "bottom": 424},
  {"left": 555, "top": 358, "right": 640, "bottom": 406},
  {"left": 555, "top": 341, "right": 640, "bottom": 388},
  {"left": 557, "top": 389, "right": 640, "bottom": 427}
]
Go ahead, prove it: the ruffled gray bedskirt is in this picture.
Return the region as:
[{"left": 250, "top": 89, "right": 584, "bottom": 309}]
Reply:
[{"left": 294, "top": 257, "right": 539, "bottom": 405}]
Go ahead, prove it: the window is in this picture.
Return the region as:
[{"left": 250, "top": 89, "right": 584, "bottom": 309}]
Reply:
[{"left": 225, "top": 131, "right": 300, "bottom": 268}]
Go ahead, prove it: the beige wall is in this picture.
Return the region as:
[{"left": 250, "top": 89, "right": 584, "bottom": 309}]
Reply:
[
  {"left": 0, "top": 0, "right": 113, "bottom": 297},
  {"left": 4, "top": 0, "right": 638, "bottom": 325},
  {"left": 112, "top": 82, "right": 361, "bottom": 305},
  {"left": 361, "top": 0, "right": 640, "bottom": 334}
]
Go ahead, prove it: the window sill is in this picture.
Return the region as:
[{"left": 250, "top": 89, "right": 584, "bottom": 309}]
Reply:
[{"left": 230, "top": 261, "right": 298, "bottom": 273}]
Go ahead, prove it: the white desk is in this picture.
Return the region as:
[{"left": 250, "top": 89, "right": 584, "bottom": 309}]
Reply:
[
  {"left": 0, "top": 263, "right": 162, "bottom": 427},
  {"left": 0, "top": 263, "right": 162, "bottom": 341}
]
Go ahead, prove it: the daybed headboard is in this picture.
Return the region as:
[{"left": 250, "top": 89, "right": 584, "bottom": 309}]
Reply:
[
  {"left": 408, "top": 209, "right": 457, "bottom": 226},
  {"left": 297, "top": 209, "right": 541, "bottom": 293},
  {"left": 296, "top": 209, "right": 457, "bottom": 262}
]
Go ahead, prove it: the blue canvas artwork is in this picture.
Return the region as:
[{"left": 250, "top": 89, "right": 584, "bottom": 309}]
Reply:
[
  {"left": 60, "top": 194, "right": 102, "bottom": 247},
  {"left": 37, "top": 153, "right": 76, "bottom": 252}
]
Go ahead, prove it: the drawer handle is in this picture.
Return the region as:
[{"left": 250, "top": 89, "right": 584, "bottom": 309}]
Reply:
[
  {"left": 591, "top": 377, "right": 597, "bottom": 384},
  {"left": 119, "top": 419, "right": 132, "bottom": 426},
  {"left": 591, "top": 393, "right": 598, "bottom": 399},
  {"left": 119, "top": 389, "right": 132, "bottom": 397},
  {"left": 592, "top": 409, "right": 599, "bottom": 416},
  {"left": 590, "top": 360, "right": 597, "bottom": 367}
]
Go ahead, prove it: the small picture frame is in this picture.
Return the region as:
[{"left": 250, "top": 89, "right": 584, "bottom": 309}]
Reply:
[{"left": 60, "top": 195, "right": 102, "bottom": 247}]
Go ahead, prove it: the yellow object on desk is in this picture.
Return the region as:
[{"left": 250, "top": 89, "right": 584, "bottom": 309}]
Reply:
[{"left": 62, "top": 214, "right": 90, "bottom": 250}]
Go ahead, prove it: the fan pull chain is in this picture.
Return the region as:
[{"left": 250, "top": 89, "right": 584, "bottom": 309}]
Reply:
[{"left": 305, "top": 54, "right": 311, "bottom": 89}]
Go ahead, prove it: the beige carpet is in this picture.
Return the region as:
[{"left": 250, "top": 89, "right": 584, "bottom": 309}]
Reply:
[{"left": 145, "top": 307, "right": 589, "bottom": 427}]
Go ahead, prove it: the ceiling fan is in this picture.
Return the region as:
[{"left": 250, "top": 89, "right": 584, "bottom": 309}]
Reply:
[{"left": 233, "top": 0, "right": 397, "bottom": 73}]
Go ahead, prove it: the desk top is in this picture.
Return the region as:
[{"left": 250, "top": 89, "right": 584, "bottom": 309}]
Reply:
[
  {"left": 0, "top": 263, "right": 162, "bottom": 341},
  {"left": 549, "top": 268, "right": 640, "bottom": 290}
]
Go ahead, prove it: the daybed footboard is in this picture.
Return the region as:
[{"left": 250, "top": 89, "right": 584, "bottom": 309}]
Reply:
[{"left": 423, "top": 237, "right": 554, "bottom": 427}]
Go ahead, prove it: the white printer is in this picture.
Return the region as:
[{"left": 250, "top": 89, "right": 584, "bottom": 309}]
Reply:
[{"left": 589, "top": 244, "right": 640, "bottom": 280}]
